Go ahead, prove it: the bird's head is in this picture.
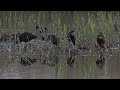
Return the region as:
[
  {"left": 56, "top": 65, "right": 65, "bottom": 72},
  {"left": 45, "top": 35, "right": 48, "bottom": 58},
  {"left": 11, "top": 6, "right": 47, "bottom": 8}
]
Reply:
[{"left": 68, "top": 30, "right": 75, "bottom": 35}]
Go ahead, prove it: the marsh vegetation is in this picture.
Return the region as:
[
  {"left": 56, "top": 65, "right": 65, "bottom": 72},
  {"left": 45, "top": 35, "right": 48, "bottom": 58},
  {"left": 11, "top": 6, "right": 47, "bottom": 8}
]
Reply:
[{"left": 0, "top": 11, "right": 120, "bottom": 79}]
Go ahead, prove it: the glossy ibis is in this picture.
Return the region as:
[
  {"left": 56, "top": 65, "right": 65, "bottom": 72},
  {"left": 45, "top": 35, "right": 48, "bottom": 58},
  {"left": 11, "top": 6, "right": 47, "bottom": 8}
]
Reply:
[
  {"left": 97, "top": 32, "right": 106, "bottom": 48},
  {"left": 67, "top": 31, "right": 75, "bottom": 46},
  {"left": 19, "top": 32, "right": 37, "bottom": 43}
]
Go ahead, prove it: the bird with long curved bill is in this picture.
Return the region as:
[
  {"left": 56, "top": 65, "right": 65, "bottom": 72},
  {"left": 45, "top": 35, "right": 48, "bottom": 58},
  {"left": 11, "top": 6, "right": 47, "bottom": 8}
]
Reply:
[{"left": 97, "top": 32, "right": 106, "bottom": 48}]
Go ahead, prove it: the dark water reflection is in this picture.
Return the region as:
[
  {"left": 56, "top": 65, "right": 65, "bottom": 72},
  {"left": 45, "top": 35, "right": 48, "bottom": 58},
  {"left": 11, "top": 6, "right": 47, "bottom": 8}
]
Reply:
[{"left": 0, "top": 54, "right": 119, "bottom": 79}]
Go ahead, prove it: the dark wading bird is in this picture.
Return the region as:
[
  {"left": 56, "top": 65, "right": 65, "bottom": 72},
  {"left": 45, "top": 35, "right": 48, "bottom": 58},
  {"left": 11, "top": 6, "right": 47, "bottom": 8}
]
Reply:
[
  {"left": 96, "top": 32, "right": 106, "bottom": 69},
  {"left": 67, "top": 30, "right": 75, "bottom": 46},
  {"left": 11, "top": 32, "right": 37, "bottom": 44},
  {"left": 19, "top": 32, "right": 37, "bottom": 43},
  {"left": 67, "top": 31, "right": 76, "bottom": 66},
  {"left": 97, "top": 32, "right": 106, "bottom": 48},
  {"left": 18, "top": 32, "right": 37, "bottom": 66}
]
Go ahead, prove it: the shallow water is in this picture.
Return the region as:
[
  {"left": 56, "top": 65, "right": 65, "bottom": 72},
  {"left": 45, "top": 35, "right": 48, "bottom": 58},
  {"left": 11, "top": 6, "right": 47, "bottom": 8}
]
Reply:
[{"left": 0, "top": 51, "right": 120, "bottom": 79}]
